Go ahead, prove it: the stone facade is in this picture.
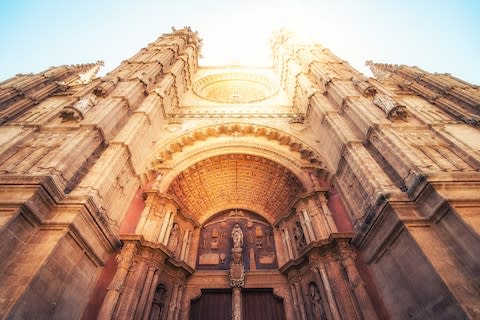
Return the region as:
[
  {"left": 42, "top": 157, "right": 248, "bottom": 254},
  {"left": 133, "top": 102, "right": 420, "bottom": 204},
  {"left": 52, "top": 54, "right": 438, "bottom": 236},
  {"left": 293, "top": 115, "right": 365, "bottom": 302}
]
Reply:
[{"left": 0, "top": 27, "right": 479, "bottom": 320}]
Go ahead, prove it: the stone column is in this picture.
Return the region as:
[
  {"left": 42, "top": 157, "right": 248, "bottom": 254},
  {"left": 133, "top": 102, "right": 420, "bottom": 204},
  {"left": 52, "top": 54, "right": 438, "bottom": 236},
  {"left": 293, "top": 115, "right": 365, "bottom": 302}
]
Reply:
[
  {"left": 115, "top": 259, "right": 148, "bottom": 319},
  {"left": 229, "top": 224, "right": 245, "bottom": 320},
  {"left": 136, "top": 194, "right": 167, "bottom": 242},
  {"left": 173, "top": 284, "right": 184, "bottom": 320},
  {"left": 307, "top": 198, "right": 329, "bottom": 240},
  {"left": 273, "top": 228, "right": 287, "bottom": 265},
  {"left": 324, "top": 254, "right": 358, "bottom": 320},
  {"left": 298, "top": 211, "right": 312, "bottom": 243},
  {"left": 142, "top": 268, "right": 162, "bottom": 320},
  {"left": 134, "top": 262, "right": 158, "bottom": 320},
  {"left": 179, "top": 230, "right": 189, "bottom": 261},
  {"left": 187, "top": 227, "right": 200, "bottom": 266},
  {"left": 167, "top": 284, "right": 180, "bottom": 320},
  {"left": 158, "top": 210, "right": 172, "bottom": 244},
  {"left": 135, "top": 197, "right": 153, "bottom": 235},
  {"left": 301, "top": 209, "right": 316, "bottom": 242},
  {"left": 289, "top": 284, "right": 301, "bottom": 320},
  {"left": 98, "top": 242, "right": 137, "bottom": 320},
  {"left": 341, "top": 247, "right": 378, "bottom": 320},
  {"left": 294, "top": 281, "right": 308, "bottom": 320},
  {"left": 162, "top": 211, "right": 176, "bottom": 246},
  {"left": 318, "top": 193, "right": 338, "bottom": 233},
  {"left": 311, "top": 266, "right": 335, "bottom": 320},
  {"left": 283, "top": 229, "right": 295, "bottom": 260},
  {"left": 316, "top": 262, "right": 341, "bottom": 320},
  {"left": 232, "top": 287, "right": 242, "bottom": 320}
]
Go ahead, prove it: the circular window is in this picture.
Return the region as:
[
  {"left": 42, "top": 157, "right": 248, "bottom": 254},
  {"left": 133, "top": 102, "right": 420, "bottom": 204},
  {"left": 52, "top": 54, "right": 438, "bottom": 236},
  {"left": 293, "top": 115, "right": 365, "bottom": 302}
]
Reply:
[{"left": 193, "top": 72, "right": 278, "bottom": 103}]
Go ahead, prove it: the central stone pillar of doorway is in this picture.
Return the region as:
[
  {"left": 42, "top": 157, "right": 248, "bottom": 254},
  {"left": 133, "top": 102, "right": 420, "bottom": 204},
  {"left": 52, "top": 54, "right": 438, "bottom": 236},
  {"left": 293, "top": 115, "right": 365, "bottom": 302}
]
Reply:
[{"left": 229, "top": 224, "right": 245, "bottom": 320}]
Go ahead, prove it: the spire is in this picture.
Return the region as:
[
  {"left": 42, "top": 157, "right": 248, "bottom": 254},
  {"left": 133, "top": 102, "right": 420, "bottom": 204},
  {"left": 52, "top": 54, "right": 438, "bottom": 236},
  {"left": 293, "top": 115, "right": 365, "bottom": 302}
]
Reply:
[
  {"left": 76, "top": 60, "right": 104, "bottom": 84},
  {"left": 0, "top": 61, "right": 103, "bottom": 124},
  {"left": 365, "top": 61, "right": 400, "bottom": 81},
  {"left": 367, "top": 61, "right": 480, "bottom": 125}
]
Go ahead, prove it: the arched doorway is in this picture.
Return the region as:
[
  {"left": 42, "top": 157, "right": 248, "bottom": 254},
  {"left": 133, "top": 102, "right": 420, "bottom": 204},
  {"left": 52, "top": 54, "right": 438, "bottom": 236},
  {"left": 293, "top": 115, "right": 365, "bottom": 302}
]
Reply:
[{"left": 96, "top": 126, "right": 378, "bottom": 320}]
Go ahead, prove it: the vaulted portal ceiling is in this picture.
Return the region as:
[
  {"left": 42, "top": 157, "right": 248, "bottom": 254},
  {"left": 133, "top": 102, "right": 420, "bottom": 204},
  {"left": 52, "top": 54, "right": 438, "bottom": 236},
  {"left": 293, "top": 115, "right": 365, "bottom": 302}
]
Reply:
[{"left": 168, "top": 154, "right": 306, "bottom": 224}]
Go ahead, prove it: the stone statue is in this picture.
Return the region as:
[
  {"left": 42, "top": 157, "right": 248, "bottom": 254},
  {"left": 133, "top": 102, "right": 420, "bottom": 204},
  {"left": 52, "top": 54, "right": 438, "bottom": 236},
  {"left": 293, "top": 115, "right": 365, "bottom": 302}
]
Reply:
[
  {"left": 309, "top": 282, "right": 326, "bottom": 320},
  {"left": 149, "top": 284, "right": 166, "bottom": 320},
  {"left": 231, "top": 224, "right": 244, "bottom": 249},
  {"left": 167, "top": 223, "right": 180, "bottom": 253},
  {"left": 293, "top": 221, "right": 306, "bottom": 250}
]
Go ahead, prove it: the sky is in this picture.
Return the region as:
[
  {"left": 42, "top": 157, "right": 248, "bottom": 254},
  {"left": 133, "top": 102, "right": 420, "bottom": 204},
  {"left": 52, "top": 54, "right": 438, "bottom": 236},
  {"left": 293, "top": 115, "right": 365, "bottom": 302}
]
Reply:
[{"left": 0, "top": 0, "right": 479, "bottom": 84}]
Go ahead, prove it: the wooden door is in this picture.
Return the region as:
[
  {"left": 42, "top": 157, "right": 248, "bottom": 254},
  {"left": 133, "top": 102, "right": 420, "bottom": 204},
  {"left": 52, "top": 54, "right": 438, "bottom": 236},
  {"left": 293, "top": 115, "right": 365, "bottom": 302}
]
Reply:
[
  {"left": 189, "top": 289, "right": 232, "bottom": 320},
  {"left": 242, "top": 288, "right": 286, "bottom": 320}
]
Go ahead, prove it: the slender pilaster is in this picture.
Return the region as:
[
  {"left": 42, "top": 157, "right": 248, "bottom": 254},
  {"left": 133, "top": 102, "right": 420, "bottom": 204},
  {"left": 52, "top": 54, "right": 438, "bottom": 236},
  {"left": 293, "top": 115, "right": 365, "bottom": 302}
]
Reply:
[
  {"left": 166, "top": 284, "right": 180, "bottom": 320},
  {"left": 134, "top": 263, "right": 157, "bottom": 320},
  {"left": 318, "top": 193, "right": 338, "bottom": 233},
  {"left": 98, "top": 243, "right": 138, "bottom": 320},
  {"left": 317, "top": 262, "right": 341, "bottom": 320},
  {"left": 294, "top": 281, "right": 308, "bottom": 320},
  {"left": 302, "top": 209, "right": 317, "bottom": 241},
  {"left": 340, "top": 245, "right": 378, "bottom": 320},
  {"left": 311, "top": 266, "right": 334, "bottom": 320},
  {"left": 141, "top": 269, "right": 161, "bottom": 320},
  {"left": 290, "top": 284, "right": 301, "bottom": 320}
]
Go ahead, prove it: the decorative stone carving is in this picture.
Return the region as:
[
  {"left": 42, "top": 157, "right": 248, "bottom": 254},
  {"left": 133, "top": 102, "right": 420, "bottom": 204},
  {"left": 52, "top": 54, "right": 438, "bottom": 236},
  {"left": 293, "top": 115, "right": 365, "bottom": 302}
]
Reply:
[
  {"left": 372, "top": 93, "right": 408, "bottom": 120},
  {"left": 259, "top": 253, "right": 275, "bottom": 264},
  {"left": 308, "top": 282, "right": 327, "bottom": 320},
  {"left": 352, "top": 76, "right": 377, "bottom": 97},
  {"left": 196, "top": 210, "right": 277, "bottom": 271},
  {"left": 293, "top": 221, "right": 306, "bottom": 250},
  {"left": 229, "top": 248, "right": 245, "bottom": 288},
  {"left": 229, "top": 224, "right": 245, "bottom": 288},
  {"left": 59, "top": 94, "right": 96, "bottom": 121},
  {"left": 167, "top": 154, "right": 306, "bottom": 224},
  {"left": 192, "top": 72, "right": 279, "bottom": 103},
  {"left": 231, "top": 224, "right": 243, "bottom": 249},
  {"left": 149, "top": 284, "right": 167, "bottom": 320},
  {"left": 198, "top": 253, "right": 220, "bottom": 265},
  {"left": 167, "top": 223, "right": 180, "bottom": 253}
]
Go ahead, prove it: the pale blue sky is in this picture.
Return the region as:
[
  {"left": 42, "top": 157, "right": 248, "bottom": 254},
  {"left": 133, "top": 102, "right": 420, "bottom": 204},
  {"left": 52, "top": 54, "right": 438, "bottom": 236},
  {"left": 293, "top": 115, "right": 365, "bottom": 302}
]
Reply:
[{"left": 1, "top": 0, "right": 479, "bottom": 84}]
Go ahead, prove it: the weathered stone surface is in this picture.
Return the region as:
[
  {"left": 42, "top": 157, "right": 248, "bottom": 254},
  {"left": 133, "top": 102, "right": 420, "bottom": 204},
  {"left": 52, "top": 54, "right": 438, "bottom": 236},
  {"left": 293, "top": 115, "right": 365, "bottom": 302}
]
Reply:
[{"left": 0, "top": 27, "right": 479, "bottom": 320}]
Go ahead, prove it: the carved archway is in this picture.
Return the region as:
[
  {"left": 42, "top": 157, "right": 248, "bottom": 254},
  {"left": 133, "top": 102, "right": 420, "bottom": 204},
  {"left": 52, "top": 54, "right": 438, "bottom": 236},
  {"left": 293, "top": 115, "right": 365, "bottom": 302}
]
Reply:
[
  {"left": 147, "top": 123, "right": 330, "bottom": 183},
  {"left": 143, "top": 123, "right": 332, "bottom": 224}
]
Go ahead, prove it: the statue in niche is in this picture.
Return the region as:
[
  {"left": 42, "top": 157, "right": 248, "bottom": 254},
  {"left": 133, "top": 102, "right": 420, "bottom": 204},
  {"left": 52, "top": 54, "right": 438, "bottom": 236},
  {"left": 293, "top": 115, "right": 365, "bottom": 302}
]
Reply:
[
  {"left": 308, "top": 282, "right": 326, "bottom": 320},
  {"left": 167, "top": 223, "right": 180, "bottom": 253},
  {"left": 149, "top": 284, "right": 166, "bottom": 320},
  {"left": 265, "top": 229, "right": 272, "bottom": 248},
  {"left": 293, "top": 221, "right": 306, "bottom": 250},
  {"left": 231, "top": 224, "right": 244, "bottom": 249}
]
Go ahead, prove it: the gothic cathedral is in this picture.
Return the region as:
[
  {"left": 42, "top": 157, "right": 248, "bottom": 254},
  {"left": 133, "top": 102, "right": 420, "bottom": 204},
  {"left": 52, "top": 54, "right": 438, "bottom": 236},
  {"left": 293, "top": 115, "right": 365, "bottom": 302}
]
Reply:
[{"left": 0, "top": 27, "right": 479, "bottom": 320}]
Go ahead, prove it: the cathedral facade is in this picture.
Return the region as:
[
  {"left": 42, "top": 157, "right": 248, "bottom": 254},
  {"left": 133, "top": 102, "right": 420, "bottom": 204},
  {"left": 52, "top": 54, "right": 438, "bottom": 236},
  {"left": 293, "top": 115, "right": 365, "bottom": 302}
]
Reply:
[{"left": 0, "top": 27, "right": 479, "bottom": 320}]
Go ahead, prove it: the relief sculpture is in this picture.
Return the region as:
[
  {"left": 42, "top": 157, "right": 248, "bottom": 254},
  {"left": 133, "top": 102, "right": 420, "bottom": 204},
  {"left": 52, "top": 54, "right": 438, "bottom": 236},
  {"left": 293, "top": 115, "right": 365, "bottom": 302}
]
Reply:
[{"left": 196, "top": 209, "right": 277, "bottom": 270}]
